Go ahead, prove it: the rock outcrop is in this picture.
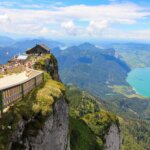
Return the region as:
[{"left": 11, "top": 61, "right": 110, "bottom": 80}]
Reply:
[
  {"left": 104, "top": 124, "right": 122, "bottom": 150},
  {"left": 9, "top": 97, "right": 69, "bottom": 150}
]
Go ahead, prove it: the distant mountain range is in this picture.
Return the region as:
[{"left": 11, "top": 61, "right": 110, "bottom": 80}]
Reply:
[
  {"left": 0, "top": 36, "right": 15, "bottom": 47},
  {"left": 0, "top": 36, "right": 65, "bottom": 64},
  {"left": 111, "top": 43, "right": 150, "bottom": 68}
]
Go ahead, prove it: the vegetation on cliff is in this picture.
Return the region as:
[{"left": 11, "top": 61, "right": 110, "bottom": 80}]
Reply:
[{"left": 0, "top": 54, "right": 64, "bottom": 149}]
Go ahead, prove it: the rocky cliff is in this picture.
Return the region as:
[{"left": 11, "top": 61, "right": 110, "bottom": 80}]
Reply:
[
  {"left": 104, "top": 124, "right": 122, "bottom": 150},
  {"left": 9, "top": 97, "right": 69, "bottom": 150}
]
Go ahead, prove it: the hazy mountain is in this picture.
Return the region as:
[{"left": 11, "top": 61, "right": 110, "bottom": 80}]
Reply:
[
  {"left": 0, "top": 37, "right": 65, "bottom": 64},
  {"left": 0, "top": 36, "right": 15, "bottom": 47},
  {"left": 12, "top": 38, "right": 65, "bottom": 50},
  {"left": 112, "top": 43, "right": 150, "bottom": 68}
]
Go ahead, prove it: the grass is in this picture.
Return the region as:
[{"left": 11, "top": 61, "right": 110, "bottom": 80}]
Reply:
[
  {"left": 110, "top": 85, "right": 145, "bottom": 99},
  {"left": 82, "top": 111, "right": 119, "bottom": 143},
  {"left": 32, "top": 78, "right": 65, "bottom": 116},
  {"left": 33, "top": 54, "right": 52, "bottom": 70}
]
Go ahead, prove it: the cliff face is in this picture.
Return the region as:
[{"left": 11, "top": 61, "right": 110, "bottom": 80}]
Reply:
[
  {"left": 9, "top": 97, "right": 69, "bottom": 150},
  {"left": 7, "top": 54, "right": 69, "bottom": 150},
  {"left": 104, "top": 124, "right": 122, "bottom": 150},
  {"left": 45, "top": 54, "right": 60, "bottom": 81}
]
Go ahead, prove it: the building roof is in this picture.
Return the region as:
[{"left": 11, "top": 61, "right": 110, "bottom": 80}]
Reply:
[
  {"left": 38, "top": 44, "right": 50, "bottom": 51},
  {"left": 26, "top": 44, "right": 50, "bottom": 53}
]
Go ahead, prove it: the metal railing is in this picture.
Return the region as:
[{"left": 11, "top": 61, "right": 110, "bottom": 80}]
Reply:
[{"left": 0, "top": 70, "right": 44, "bottom": 117}]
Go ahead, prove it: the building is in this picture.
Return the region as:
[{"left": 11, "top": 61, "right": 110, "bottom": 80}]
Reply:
[
  {"left": 26, "top": 44, "right": 50, "bottom": 55},
  {"left": 8, "top": 54, "right": 28, "bottom": 64}
]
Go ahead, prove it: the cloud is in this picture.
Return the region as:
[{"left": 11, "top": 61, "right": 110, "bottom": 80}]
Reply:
[
  {"left": 61, "top": 21, "right": 77, "bottom": 36},
  {"left": 0, "top": 2, "right": 149, "bottom": 40},
  {"left": 87, "top": 20, "right": 109, "bottom": 36},
  {"left": 0, "top": 14, "right": 10, "bottom": 24}
]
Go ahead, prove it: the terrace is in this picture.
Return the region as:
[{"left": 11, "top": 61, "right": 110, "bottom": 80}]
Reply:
[{"left": 0, "top": 69, "right": 44, "bottom": 116}]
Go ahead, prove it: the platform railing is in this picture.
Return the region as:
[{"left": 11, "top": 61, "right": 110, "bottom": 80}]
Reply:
[{"left": 0, "top": 70, "right": 44, "bottom": 117}]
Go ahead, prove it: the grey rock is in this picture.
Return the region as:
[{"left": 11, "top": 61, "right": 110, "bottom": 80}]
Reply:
[{"left": 104, "top": 124, "right": 122, "bottom": 150}]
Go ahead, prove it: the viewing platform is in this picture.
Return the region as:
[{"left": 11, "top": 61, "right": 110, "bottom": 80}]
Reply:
[{"left": 0, "top": 69, "right": 44, "bottom": 117}]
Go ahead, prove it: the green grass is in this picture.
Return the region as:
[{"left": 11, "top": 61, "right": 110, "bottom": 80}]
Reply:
[
  {"left": 82, "top": 111, "right": 119, "bottom": 142},
  {"left": 33, "top": 78, "right": 65, "bottom": 115},
  {"left": 33, "top": 54, "right": 53, "bottom": 71}
]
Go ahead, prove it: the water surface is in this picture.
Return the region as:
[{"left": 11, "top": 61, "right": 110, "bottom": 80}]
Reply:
[{"left": 127, "top": 67, "right": 150, "bottom": 98}]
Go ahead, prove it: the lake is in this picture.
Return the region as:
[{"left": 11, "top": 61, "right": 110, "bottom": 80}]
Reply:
[{"left": 127, "top": 67, "right": 150, "bottom": 98}]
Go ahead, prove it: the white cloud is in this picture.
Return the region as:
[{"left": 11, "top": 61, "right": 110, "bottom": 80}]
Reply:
[
  {"left": 0, "top": 14, "right": 10, "bottom": 24},
  {"left": 87, "top": 20, "right": 109, "bottom": 36},
  {"left": 61, "top": 21, "right": 77, "bottom": 36},
  {"left": 0, "top": 2, "right": 149, "bottom": 40}
]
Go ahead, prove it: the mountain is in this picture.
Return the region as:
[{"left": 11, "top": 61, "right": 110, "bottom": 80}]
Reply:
[
  {"left": 52, "top": 43, "right": 150, "bottom": 120},
  {"left": 112, "top": 43, "right": 150, "bottom": 68},
  {"left": 12, "top": 38, "right": 65, "bottom": 50},
  {"left": 0, "top": 36, "right": 15, "bottom": 47},
  {"left": 53, "top": 43, "right": 130, "bottom": 98}
]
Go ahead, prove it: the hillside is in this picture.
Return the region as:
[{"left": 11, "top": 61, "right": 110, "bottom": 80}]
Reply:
[
  {"left": 66, "top": 86, "right": 150, "bottom": 150},
  {"left": 66, "top": 85, "right": 121, "bottom": 150},
  {"left": 53, "top": 43, "right": 130, "bottom": 98},
  {"left": 112, "top": 43, "right": 150, "bottom": 68}
]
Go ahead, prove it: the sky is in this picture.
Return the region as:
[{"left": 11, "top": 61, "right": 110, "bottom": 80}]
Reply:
[{"left": 0, "top": 0, "right": 150, "bottom": 41}]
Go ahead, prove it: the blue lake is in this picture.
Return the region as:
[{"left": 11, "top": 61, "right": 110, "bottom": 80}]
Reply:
[{"left": 127, "top": 67, "right": 150, "bottom": 98}]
